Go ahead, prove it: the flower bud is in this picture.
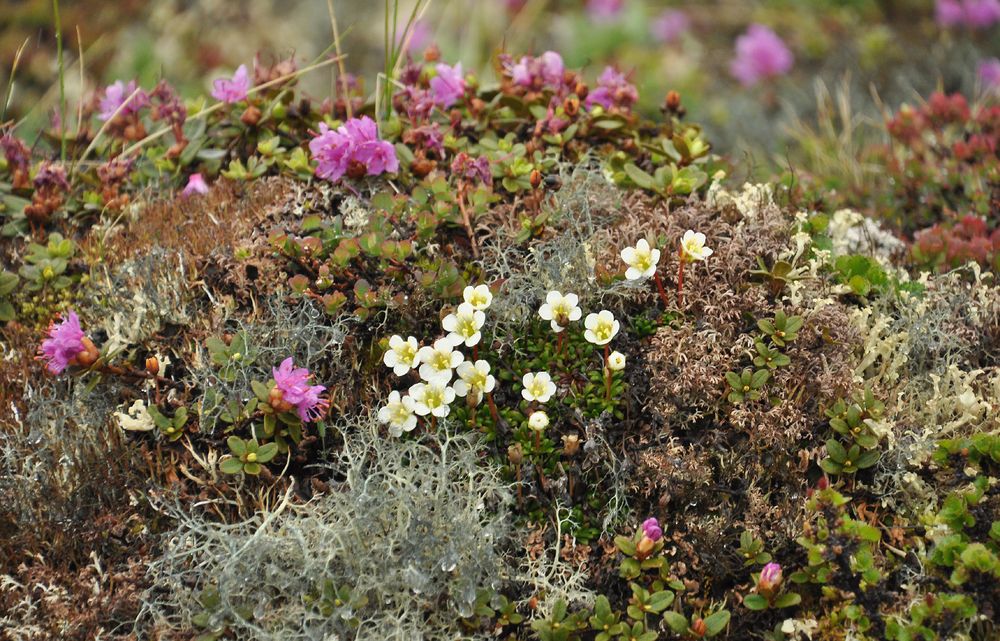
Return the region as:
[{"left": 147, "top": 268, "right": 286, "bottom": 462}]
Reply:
[
  {"left": 607, "top": 350, "right": 626, "bottom": 371},
  {"left": 145, "top": 356, "right": 160, "bottom": 376},
  {"left": 636, "top": 535, "right": 656, "bottom": 557},
  {"left": 757, "top": 562, "right": 783, "bottom": 595},
  {"left": 666, "top": 90, "right": 682, "bottom": 112},
  {"left": 574, "top": 81, "right": 589, "bottom": 100},
  {"left": 528, "top": 411, "right": 549, "bottom": 431},
  {"left": 240, "top": 105, "right": 262, "bottom": 126},
  {"left": 530, "top": 169, "right": 542, "bottom": 189},
  {"left": 76, "top": 336, "right": 100, "bottom": 368},
  {"left": 562, "top": 434, "right": 580, "bottom": 457},
  {"left": 508, "top": 443, "right": 524, "bottom": 465},
  {"left": 563, "top": 95, "right": 580, "bottom": 117},
  {"left": 691, "top": 618, "right": 707, "bottom": 637},
  {"left": 423, "top": 44, "right": 441, "bottom": 62}
]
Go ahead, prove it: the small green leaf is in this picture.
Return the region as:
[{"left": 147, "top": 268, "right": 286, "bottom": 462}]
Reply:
[{"left": 743, "top": 594, "right": 769, "bottom": 611}]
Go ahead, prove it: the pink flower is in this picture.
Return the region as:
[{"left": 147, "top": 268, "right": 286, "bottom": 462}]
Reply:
[
  {"left": 430, "top": 62, "right": 466, "bottom": 108},
  {"left": 396, "top": 19, "right": 432, "bottom": 53},
  {"left": 758, "top": 562, "right": 783, "bottom": 593},
  {"left": 509, "top": 51, "right": 565, "bottom": 89},
  {"left": 38, "top": 311, "right": 87, "bottom": 374},
  {"left": 586, "top": 66, "right": 638, "bottom": 111},
  {"left": 182, "top": 173, "right": 209, "bottom": 196},
  {"left": 651, "top": 9, "right": 690, "bottom": 43},
  {"left": 98, "top": 80, "right": 149, "bottom": 121},
  {"left": 730, "top": 24, "right": 794, "bottom": 87},
  {"left": 979, "top": 58, "right": 1000, "bottom": 89},
  {"left": 587, "top": 0, "right": 624, "bottom": 21},
  {"left": 936, "top": 0, "right": 1000, "bottom": 27},
  {"left": 964, "top": 0, "right": 1000, "bottom": 27},
  {"left": 211, "top": 64, "right": 250, "bottom": 104},
  {"left": 272, "top": 357, "right": 329, "bottom": 422},
  {"left": 641, "top": 517, "right": 663, "bottom": 542},
  {"left": 309, "top": 116, "right": 399, "bottom": 182}
]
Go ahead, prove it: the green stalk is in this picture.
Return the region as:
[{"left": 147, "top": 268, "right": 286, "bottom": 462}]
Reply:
[{"left": 53, "top": 0, "right": 66, "bottom": 162}]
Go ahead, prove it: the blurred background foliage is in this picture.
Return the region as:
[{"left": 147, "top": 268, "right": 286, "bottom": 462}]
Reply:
[{"left": 1, "top": 0, "right": 998, "bottom": 171}]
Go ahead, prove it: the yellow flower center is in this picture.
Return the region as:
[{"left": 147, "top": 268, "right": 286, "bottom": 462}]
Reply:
[
  {"left": 529, "top": 380, "right": 547, "bottom": 397},
  {"left": 594, "top": 322, "right": 613, "bottom": 341},
  {"left": 469, "top": 292, "right": 488, "bottom": 307},
  {"left": 397, "top": 344, "right": 416, "bottom": 362},
  {"left": 432, "top": 352, "right": 451, "bottom": 370},
  {"left": 392, "top": 404, "right": 411, "bottom": 422},
  {"left": 634, "top": 250, "right": 652, "bottom": 271},
  {"left": 423, "top": 388, "right": 445, "bottom": 409},
  {"left": 459, "top": 317, "right": 478, "bottom": 337}
]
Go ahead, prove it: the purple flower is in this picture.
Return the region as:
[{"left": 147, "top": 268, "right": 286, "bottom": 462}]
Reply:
[
  {"left": 935, "top": 0, "right": 1000, "bottom": 28},
  {"left": 641, "top": 517, "right": 663, "bottom": 542},
  {"left": 509, "top": 51, "right": 565, "bottom": 89},
  {"left": 451, "top": 152, "right": 492, "bottom": 187},
  {"left": 430, "top": 62, "right": 466, "bottom": 108},
  {"left": 979, "top": 58, "right": 1000, "bottom": 89},
  {"left": 309, "top": 116, "right": 399, "bottom": 183},
  {"left": 272, "top": 357, "right": 328, "bottom": 422},
  {"left": 33, "top": 161, "right": 69, "bottom": 191},
  {"left": 396, "top": 19, "right": 432, "bottom": 53},
  {"left": 964, "top": 0, "right": 1000, "bottom": 27},
  {"left": 758, "top": 562, "right": 783, "bottom": 592},
  {"left": 98, "top": 80, "right": 149, "bottom": 121},
  {"left": 587, "top": 0, "right": 624, "bottom": 21},
  {"left": 651, "top": 9, "right": 690, "bottom": 43},
  {"left": 39, "top": 311, "right": 87, "bottom": 374},
  {"left": 211, "top": 64, "right": 250, "bottom": 104},
  {"left": 586, "top": 66, "right": 638, "bottom": 111},
  {"left": 182, "top": 173, "right": 209, "bottom": 197},
  {"left": 730, "top": 24, "right": 794, "bottom": 87},
  {"left": 936, "top": 0, "right": 967, "bottom": 24}
]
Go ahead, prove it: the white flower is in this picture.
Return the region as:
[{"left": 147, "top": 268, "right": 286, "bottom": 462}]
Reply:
[
  {"left": 538, "top": 291, "right": 582, "bottom": 333},
  {"left": 521, "top": 371, "right": 557, "bottom": 403},
  {"left": 377, "top": 390, "right": 418, "bottom": 436},
  {"left": 453, "top": 359, "right": 496, "bottom": 403},
  {"left": 115, "top": 399, "right": 155, "bottom": 431},
  {"left": 442, "top": 302, "right": 486, "bottom": 348},
  {"left": 383, "top": 335, "right": 420, "bottom": 376},
  {"left": 528, "top": 411, "right": 549, "bottom": 431},
  {"left": 463, "top": 284, "right": 493, "bottom": 310},
  {"left": 680, "top": 230, "right": 713, "bottom": 262},
  {"left": 621, "top": 238, "right": 661, "bottom": 280},
  {"left": 607, "top": 350, "right": 626, "bottom": 371},
  {"left": 408, "top": 381, "right": 456, "bottom": 417},
  {"left": 584, "top": 310, "right": 620, "bottom": 345},
  {"left": 417, "top": 338, "right": 464, "bottom": 384}
]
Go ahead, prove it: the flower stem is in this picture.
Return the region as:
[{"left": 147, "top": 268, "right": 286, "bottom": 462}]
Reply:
[
  {"left": 534, "top": 429, "right": 541, "bottom": 450},
  {"left": 429, "top": 415, "right": 437, "bottom": 433},
  {"left": 556, "top": 331, "right": 564, "bottom": 359},
  {"left": 604, "top": 345, "right": 611, "bottom": 403},
  {"left": 677, "top": 244, "right": 686, "bottom": 308},
  {"left": 456, "top": 184, "right": 479, "bottom": 258},
  {"left": 652, "top": 272, "right": 670, "bottom": 308},
  {"left": 486, "top": 392, "right": 500, "bottom": 424}
]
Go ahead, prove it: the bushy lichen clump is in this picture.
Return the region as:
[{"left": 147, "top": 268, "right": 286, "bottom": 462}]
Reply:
[{"left": 1, "top": 16, "right": 999, "bottom": 641}]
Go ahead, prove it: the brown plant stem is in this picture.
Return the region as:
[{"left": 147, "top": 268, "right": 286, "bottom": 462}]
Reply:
[
  {"left": 677, "top": 244, "right": 686, "bottom": 308},
  {"left": 652, "top": 272, "right": 670, "bottom": 308},
  {"left": 456, "top": 184, "right": 480, "bottom": 258}
]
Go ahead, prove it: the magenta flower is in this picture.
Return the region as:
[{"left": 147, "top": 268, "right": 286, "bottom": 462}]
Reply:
[
  {"left": 272, "top": 357, "right": 329, "bottom": 421},
  {"left": 587, "top": 0, "right": 624, "bottom": 21},
  {"left": 935, "top": 0, "right": 1000, "bottom": 27},
  {"left": 979, "top": 58, "right": 1000, "bottom": 89},
  {"left": 430, "top": 62, "right": 466, "bottom": 108},
  {"left": 641, "top": 517, "right": 663, "bottom": 542},
  {"left": 98, "top": 80, "right": 149, "bottom": 121},
  {"left": 509, "top": 51, "right": 565, "bottom": 89},
  {"left": 211, "top": 64, "right": 250, "bottom": 104},
  {"left": 730, "top": 24, "right": 794, "bottom": 87},
  {"left": 182, "top": 173, "right": 209, "bottom": 197},
  {"left": 651, "top": 9, "right": 690, "bottom": 43},
  {"left": 936, "top": 0, "right": 967, "bottom": 24},
  {"left": 964, "top": 0, "right": 1000, "bottom": 27},
  {"left": 39, "top": 311, "right": 87, "bottom": 374},
  {"left": 308, "top": 116, "right": 399, "bottom": 183},
  {"left": 396, "top": 19, "right": 432, "bottom": 53},
  {"left": 586, "top": 66, "right": 638, "bottom": 111},
  {"left": 758, "top": 562, "right": 783, "bottom": 593}
]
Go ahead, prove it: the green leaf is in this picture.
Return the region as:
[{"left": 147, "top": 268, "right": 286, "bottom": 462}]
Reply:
[
  {"left": 703, "top": 610, "right": 731, "bottom": 636},
  {"left": 227, "top": 436, "right": 247, "bottom": 457},
  {"left": 614, "top": 535, "right": 637, "bottom": 556},
  {"left": 243, "top": 462, "right": 262, "bottom": 475},
  {"left": 826, "top": 439, "right": 847, "bottom": 462},
  {"left": 662, "top": 612, "right": 689, "bottom": 633},
  {"left": 624, "top": 163, "right": 655, "bottom": 190},
  {"left": 743, "top": 594, "right": 769, "bottom": 610},
  {"left": 856, "top": 449, "right": 881, "bottom": 469},
  {"left": 251, "top": 380, "right": 271, "bottom": 402},
  {"left": 256, "top": 442, "right": 279, "bottom": 463},
  {"left": 219, "top": 457, "right": 244, "bottom": 474},
  {"left": 773, "top": 592, "right": 801, "bottom": 608},
  {"left": 646, "top": 590, "right": 674, "bottom": 612}
]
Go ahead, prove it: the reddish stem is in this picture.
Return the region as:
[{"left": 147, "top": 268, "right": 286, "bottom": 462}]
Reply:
[
  {"left": 677, "top": 244, "right": 686, "bottom": 309},
  {"left": 652, "top": 272, "right": 670, "bottom": 308}
]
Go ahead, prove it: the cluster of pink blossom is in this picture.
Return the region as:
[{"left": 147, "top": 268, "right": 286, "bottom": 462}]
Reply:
[
  {"left": 729, "top": 24, "right": 794, "bottom": 87},
  {"left": 38, "top": 311, "right": 88, "bottom": 374},
  {"left": 430, "top": 62, "right": 466, "bottom": 108},
  {"left": 98, "top": 80, "right": 149, "bottom": 121},
  {"left": 211, "top": 64, "right": 251, "bottom": 104},
  {"left": 586, "top": 67, "right": 638, "bottom": 111},
  {"left": 308, "top": 116, "right": 399, "bottom": 183},
  {"left": 271, "top": 357, "right": 329, "bottom": 422},
  {"left": 936, "top": 0, "right": 1000, "bottom": 29},
  {"left": 506, "top": 51, "right": 566, "bottom": 91},
  {"left": 650, "top": 9, "right": 690, "bottom": 43}
]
